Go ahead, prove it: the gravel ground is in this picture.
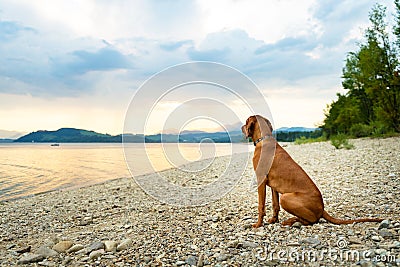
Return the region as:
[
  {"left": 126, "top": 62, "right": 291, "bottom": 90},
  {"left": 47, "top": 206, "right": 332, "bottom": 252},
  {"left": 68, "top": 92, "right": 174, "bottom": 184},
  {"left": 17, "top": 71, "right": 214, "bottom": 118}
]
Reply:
[{"left": 0, "top": 137, "right": 399, "bottom": 266}]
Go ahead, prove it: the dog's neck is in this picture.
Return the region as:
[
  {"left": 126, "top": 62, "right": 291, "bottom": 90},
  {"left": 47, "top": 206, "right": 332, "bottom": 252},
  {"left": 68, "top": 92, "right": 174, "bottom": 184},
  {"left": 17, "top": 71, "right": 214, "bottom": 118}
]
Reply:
[
  {"left": 252, "top": 125, "right": 273, "bottom": 147},
  {"left": 253, "top": 135, "right": 273, "bottom": 146}
]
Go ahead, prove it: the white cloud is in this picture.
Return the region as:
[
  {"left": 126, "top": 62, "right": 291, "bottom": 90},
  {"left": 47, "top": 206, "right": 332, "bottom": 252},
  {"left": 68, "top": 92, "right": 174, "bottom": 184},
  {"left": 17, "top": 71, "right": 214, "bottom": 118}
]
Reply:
[
  {"left": 0, "top": 0, "right": 396, "bottom": 133},
  {"left": 197, "top": 0, "right": 319, "bottom": 43}
]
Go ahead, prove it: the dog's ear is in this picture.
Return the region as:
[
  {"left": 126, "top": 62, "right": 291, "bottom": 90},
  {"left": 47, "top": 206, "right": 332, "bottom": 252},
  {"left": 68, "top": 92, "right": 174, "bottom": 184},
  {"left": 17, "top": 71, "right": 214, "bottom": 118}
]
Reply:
[
  {"left": 246, "top": 120, "right": 255, "bottom": 137},
  {"left": 264, "top": 118, "right": 273, "bottom": 132}
]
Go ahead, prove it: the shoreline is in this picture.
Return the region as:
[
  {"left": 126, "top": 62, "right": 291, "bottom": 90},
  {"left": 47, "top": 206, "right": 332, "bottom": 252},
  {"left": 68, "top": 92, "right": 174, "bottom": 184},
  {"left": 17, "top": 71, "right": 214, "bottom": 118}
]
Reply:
[{"left": 1, "top": 137, "right": 399, "bottom": 266}]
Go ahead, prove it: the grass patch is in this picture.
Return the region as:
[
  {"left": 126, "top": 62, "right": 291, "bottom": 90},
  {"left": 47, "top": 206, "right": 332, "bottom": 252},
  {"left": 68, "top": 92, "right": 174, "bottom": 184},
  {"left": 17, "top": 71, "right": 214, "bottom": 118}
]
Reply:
[
  {"left": 330, "top": 134, "right": 354, "bottom": 149},
  {"left": 294, "top": 136, "right": 327, "bottom": 145}
]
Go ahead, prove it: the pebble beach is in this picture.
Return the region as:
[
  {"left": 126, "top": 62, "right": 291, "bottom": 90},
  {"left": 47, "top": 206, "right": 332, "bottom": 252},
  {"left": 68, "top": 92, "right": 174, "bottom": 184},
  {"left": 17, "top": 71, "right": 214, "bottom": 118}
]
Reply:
[{"left": 1, "top": 137, "right": 399, "bottom": 266}]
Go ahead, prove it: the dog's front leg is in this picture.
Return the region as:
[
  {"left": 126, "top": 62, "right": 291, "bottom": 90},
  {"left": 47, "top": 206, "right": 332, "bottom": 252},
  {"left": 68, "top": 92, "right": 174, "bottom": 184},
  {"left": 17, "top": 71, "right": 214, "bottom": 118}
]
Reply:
[
  {"left": 253, "top": 177, "right": 267, "bottom": 228},
  {"left": 268, "top": 188, "right": 280, "bottom": 223}
]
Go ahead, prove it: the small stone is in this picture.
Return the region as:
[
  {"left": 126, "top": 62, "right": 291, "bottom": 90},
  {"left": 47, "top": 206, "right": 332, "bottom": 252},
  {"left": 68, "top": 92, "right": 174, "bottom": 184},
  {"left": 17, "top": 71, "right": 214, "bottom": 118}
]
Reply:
[
  {"left": 74, "top": 248, "right": 88, "bottom": 255},
  {"left": 378, "top": 219, "right": 390, "bottom": 229},
  {"left": 210, "top": 223, "right": 218, "bottom": 228},
  {"left": 144, "top": 256, "right": 151, "bottom": 263},
  {"left": 186, "top": 255, "right": 197, "bottom": 266},
  {"left": 243, "top": 224, "right": 252, "bottom": 229},
  {"left": 104, "top": 241, "right": 118, "bottom": 252},
  {"left": 371, "top": 235, "right": 381, "bottom": 242},
  {"left": 89, "top": 249, "right": 104, "bottom": 260},
  {"left": 242, "top": 241, "right": 258, "bottom": 248},
  {"left": 264, "top": 259, "right": 279, "bottom": 266},
  {"left": 197, "top": 253, "right": 204, "bottom": 267},
  {"left": 227, "top": 240, "right": 239, "bottom": 248},
  {"left": 190, "top": 244, "right": 198, "bottom": 250},
  {"left": 62, "top": 256, "right": 73, "bottom": 265},
  {"left": 37, "top": 246, "right": 58, "bottom": 258},
  {"left": 116, "top": 238, "right": 132, "bottom": 251},
  {"left": 124, "top": 224, "right": 132, "bottom": 229},
  {"left": 348, "top": 237, "right": 362, "bottom": 244},
  {"left": 389, "top": 241, "right": 400, "bottom": 249},
  {"left": 255, "top": 231, "right": 266, "bottom": 237},
  {"left": 156, "top": 252, "right": 165, "bottom": 261},
  {"left": 216, "top": 253, "right": 229, "bottom": 261},
  {"left": 102, "top": 254, "right": 117, "bottom": 259},
  {"left": 38, "top": 259, "right": 56, "bottom": 267},
  {"left": 359, "top": 260, "right": 373, "bottom": 267},
  {"left": 292, "top": 222, "right": 302, "bottom": 228},
  {"left": 7, "top": 244, "right": 17, "bottom": 250},
  {"left": 81, "top": 256, "right": 90, "bottom": 262},
  {"left": 17, "top": 253, "right": 45, "bottom": 264},
  {"left": 52, "top": 241, "right": 73, "bottom": 253},
  {"left": 87, "top": 241, "right": 104, "bottom": 253},
  {"left": 300, "top": 238, "right": 321, "bottom": 247},
  {"left": 347, "top": 230, "right": 354, "bottom": 236},
  {"left": 379, "top": 229, "right": 393, "bottom": 238},
  {"left": 224, "top": 215, "right": 232, "bottom": 221},
  {"left": 78, "top": 217, "right": 93, "bottom": 226},
  {"left": 374, "top": 248, "right": 387, "bottom": 256},
  {"left": 16, "top": 246, "right": 31, "bottom": 254},
  {"left": 66, "top": 244, "right": 84, "bottom": 253},
  {"left": 176, "top": 260, "right": 186, "bottom": 266}
]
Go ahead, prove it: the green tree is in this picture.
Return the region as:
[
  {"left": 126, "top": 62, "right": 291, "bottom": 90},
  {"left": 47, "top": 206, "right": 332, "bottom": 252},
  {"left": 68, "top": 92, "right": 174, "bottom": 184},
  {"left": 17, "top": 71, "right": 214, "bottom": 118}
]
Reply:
[
  {"left": 322, "top": 94, "right": 363, "bottom": 137},
  {"left": 342, "top": 51, "right": 374, "bottom": 124},
  {"left": 323, "top": 2, "right": 400, "bottom": 136},
  {"left": 364, "top": 4, "right": 399, "bottom": 131}
]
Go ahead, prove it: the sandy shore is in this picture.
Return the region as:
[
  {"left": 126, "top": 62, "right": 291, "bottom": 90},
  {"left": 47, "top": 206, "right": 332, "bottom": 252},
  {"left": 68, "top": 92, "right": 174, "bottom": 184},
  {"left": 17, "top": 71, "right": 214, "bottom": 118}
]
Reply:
[{"left": 1, "top": 137, "right": 399, "bottom": 266}]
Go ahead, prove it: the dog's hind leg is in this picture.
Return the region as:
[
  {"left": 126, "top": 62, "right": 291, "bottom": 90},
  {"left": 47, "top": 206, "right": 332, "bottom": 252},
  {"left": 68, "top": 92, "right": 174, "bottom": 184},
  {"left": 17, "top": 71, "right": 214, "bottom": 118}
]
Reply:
[
  {"left": 280, "top": 192, "right": 323, "bottom": 226},
  {"left": 281, "top": 216, "right": 312, "bottom": 226}
]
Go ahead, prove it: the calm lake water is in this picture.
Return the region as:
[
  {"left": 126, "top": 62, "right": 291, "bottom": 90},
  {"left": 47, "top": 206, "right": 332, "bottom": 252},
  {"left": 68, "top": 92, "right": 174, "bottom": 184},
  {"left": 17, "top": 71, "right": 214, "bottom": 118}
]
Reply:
[{"left": 0, "top": 143, "right": 251, "bottom": 201}]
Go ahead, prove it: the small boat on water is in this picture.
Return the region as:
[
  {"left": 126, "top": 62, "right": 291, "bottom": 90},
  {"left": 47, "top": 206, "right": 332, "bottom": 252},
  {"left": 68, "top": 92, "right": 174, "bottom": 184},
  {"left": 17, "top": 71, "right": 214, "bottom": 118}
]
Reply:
[{"left": 50, "top": 143, "right": 60, "bottom": 147}]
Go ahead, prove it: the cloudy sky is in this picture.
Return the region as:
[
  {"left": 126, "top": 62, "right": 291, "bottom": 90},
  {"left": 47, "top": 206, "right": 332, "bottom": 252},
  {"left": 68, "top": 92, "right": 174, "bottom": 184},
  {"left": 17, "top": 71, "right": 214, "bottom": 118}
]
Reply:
[{"left": 0, "top": 0, "right": 396, "bottom": 137}]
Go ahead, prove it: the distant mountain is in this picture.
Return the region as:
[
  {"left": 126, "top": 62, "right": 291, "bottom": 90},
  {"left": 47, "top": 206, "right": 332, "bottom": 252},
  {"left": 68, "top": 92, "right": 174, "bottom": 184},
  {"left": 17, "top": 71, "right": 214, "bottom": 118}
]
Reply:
[
  {"left": 15, "top": 128, "right": 122, "bottom": 143},
  {"left": 274, "top": 127, "right": 317, "bottom": 133},
  {"left": 180, "top": 130, "right": 207, "bottom": 135},
  {"left": 143, "top": 131, "right": 244, "bottom": 143},
  {"left": 121, "top": 133, "right": 145, "bottom": 143},
  {"left": 14, "top": 126, "right": 322, "bottom": 143},
  {"left": 15, "top": 128, "right": 245, "bottom": 143},
  {"left": 0, "top": 129, "right": 26, "bottom": 139},
  {"left": 213, "top": 121, "right": 243, "bottom": 132},
  {"left": 179, "top": 131, "right": 243, "bottom": 143}
]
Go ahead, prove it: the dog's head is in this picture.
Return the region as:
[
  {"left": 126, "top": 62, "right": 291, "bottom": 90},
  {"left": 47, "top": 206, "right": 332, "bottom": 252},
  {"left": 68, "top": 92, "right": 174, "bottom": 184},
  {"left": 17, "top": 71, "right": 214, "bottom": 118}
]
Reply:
[{"left": 241, "top": 115, "right": 273, "bottom": 138}]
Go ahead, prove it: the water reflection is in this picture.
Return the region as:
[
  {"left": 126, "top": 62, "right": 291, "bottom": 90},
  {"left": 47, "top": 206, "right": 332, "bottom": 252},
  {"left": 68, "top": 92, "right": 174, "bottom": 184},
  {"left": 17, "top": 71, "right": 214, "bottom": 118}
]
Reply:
[{"left": 0, "top": 143, "right": 250, "bottom": 201}]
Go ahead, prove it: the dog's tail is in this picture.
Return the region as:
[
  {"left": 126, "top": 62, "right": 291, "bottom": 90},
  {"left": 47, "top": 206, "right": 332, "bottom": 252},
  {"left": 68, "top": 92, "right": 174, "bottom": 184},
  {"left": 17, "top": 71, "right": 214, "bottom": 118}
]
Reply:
[{"left": 322, "top": 211, "right": 383, "bottom": 224}]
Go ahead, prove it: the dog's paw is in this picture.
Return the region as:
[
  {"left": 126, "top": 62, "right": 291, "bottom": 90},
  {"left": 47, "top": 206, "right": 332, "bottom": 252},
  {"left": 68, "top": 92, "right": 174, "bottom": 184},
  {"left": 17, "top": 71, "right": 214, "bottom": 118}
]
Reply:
[
  {"left": 252, "top": 222, "right": 263, "bottom": 228},
  {"left": 281, "top": 217, "right": 298, "bottom": 226}
]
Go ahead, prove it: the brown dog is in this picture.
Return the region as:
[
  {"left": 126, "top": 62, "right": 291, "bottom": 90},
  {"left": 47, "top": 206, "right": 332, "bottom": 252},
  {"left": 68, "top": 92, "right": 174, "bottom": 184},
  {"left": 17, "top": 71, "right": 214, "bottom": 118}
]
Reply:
[{"left": 242, "top": 115, "right": 383, "bottom": 227}]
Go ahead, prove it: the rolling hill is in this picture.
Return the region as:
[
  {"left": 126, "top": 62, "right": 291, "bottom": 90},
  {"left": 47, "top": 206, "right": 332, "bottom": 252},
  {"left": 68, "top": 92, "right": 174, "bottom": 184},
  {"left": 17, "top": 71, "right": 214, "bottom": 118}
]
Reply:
[{"left": 14, "top": 127, "right": 321, "bottom": 143}]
